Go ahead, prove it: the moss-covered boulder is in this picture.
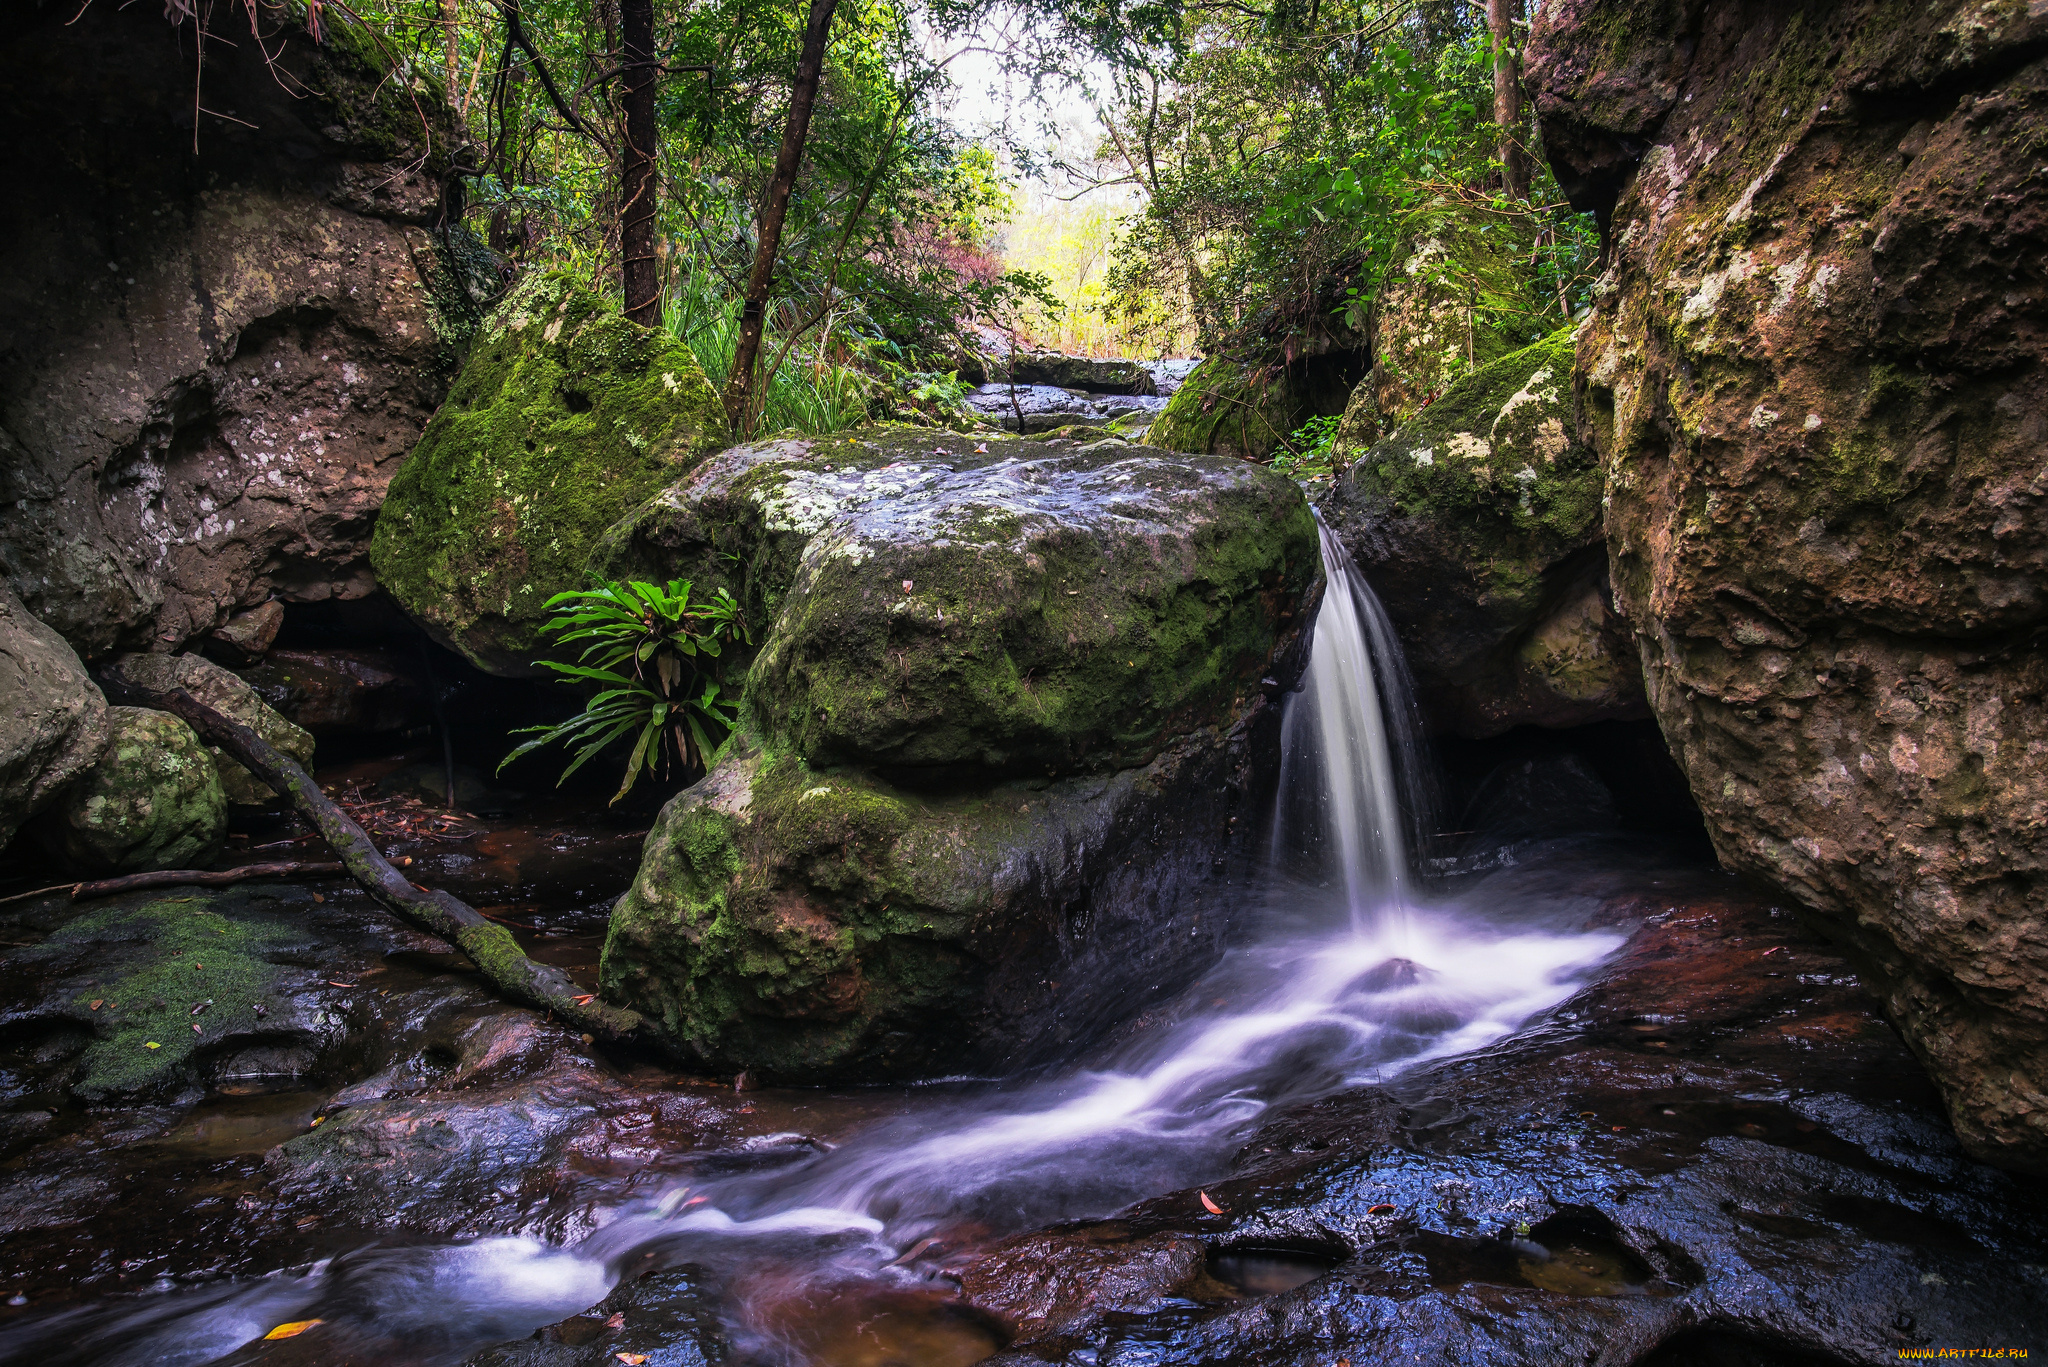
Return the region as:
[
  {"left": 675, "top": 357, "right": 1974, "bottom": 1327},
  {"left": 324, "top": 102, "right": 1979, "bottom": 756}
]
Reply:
[
  {"left": 1321, "top": 325, "right": 1645, "bottom": 737},
  {"left": 104, "top": 653, "right": 314, "bottom": 805},
  {"left": 595, "top": 430, "right": 1320, "bottom": 1079},
  {"left": 34, "top": 708, "right": 226, "bottom": 874},
  {"left": 370, "top": 271, "right": 724, "bottom": 675}
]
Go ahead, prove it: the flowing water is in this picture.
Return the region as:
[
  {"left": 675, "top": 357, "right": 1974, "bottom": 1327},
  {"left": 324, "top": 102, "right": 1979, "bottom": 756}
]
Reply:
[{"left": 0, "top": 530, "right": 1629, "bottom": 1367}]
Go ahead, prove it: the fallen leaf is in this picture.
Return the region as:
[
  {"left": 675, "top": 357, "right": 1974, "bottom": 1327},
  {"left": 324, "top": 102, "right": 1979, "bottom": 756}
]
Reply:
[
  {"left": 144, "top": 1041, "right": 161, "bottom": 1050},
  {"left": 616, "top": 1355, "right": 649, "bottom": 1365},
  {"left": 573, "top": 994, "right": 595, "bottom": 1005},
  {"left": 1367, "top": 1203, "right": 1397, "bottom": 1216},
  {"left": 264, "top": 1319, "right": 323, "bottom": 1340},
  {"left": 191, "top": 1024, "right": 201, "bottom": 1034},
  {"left": 604, "top": 1312, "right": 625, "bottom": 1329},
  {"left": 312, "top": 893, "right": 325, "bottom": 904},
  {"left": 1198, "top": 1191, "right": 1224, "bottom": 1215},
  {"left": 310, "top": 1116, "right": 325, "bottom": 1128},
  {"left": 682, "top": 1196, "right": 708, "bottom": 1208},
  {"left": 89, "top": 999, "right": 103, "bottom": 1011}
]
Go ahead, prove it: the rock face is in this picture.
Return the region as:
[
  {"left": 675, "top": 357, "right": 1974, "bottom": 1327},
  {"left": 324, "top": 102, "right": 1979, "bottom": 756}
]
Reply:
[
  {"left": 1322, "top": 327, "right": 1646, "bottom": 737},
  {"left": 597, "top": 432, "right": 1320, "bottom": 1079},
  {"left": 0, "top": 587, "right": 108, "bottom": 849},
  {"left": 1531, "top": 0, "right": 2048, "bottom": 1170},
  {"left": 371, "top": 272, "right": 724, "bottom": 675},
  {"left": 1005, "top": 351, "right": 1160, "bottom": 396},
  {"left": 0, "top": 2, "right": 482, "bottom": 660},
  {"left": 34, "top": 708, "right": 227, "bottom": 875},
  {"left": 103, "top": 653, "right": 315, "bottom": 805}
]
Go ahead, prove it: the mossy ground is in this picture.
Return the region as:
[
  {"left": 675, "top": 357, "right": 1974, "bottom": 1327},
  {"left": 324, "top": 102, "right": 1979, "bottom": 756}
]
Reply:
[
  {"left": 19, "top": 896, "right": 294, "bottom": 1100},
  {"left": 370, "top": 271, "right": 724, "bottom": 673}
]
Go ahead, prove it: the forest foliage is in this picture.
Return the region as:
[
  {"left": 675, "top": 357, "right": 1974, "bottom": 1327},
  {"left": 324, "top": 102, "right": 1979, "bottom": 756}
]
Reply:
[{"left": 310, "top": 0, "right": 1592, "bottom": 437}]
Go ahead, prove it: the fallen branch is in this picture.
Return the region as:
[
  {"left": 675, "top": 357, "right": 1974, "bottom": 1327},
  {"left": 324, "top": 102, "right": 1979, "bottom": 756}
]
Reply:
[
  {"left": 71, "top": 862, "right": 347, "bottom": 901},
  {"left": 102, "top": 681, "right": 642, "bottom": 1040}
]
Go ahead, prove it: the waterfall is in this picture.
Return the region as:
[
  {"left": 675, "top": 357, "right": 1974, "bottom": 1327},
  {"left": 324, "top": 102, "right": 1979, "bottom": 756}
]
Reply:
[
  {"left": 1273, "top": 517, "right": 1431, "bottom": 921},
  {"left": 20, "top": 523, "right": 1629, "bottom": 1367}
]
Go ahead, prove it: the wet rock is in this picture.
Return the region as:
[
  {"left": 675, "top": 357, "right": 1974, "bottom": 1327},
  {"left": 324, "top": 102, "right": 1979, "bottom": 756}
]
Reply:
[
  {"left": 371, "top": 271, "right": 725, "bottom": 676},
  {"left": 596, "top": 432, "right": 1319, "bottom": 1079},
  {"left": 1531, "top": 0, "right": 2048, "bottom": 1170},
  {"left": 0, "top": 1, "right": 476, "bottom": 658},
  {"left": 104, "top": 652, "right": 315, "bottom": 806},
  {"left": 0, "top": 891, "right": 328, "bottom": 1102},
  {"left": 963, "top": 384, "right": 1166, "bottom": 434},
  {"left": 1147, "top": 359, "right": 1201, "bottom": 397},
  {"left": 204, "top": 602, "right": 286, "bottom": 663},
  {"left": 957, "top": 1227, "right": 1207, "bottom": 1339},
  {"left": 239, "top": 647, "right": 427, "bottom": 736},
  {"left": 1322, "top": 327, "right": 1645, "bottom": 737},
  {"left": 32, "top": 708, "right": 226, "bottom": 874},
  {"left": 962, "top": 881, "right": 2048, "bottom": 1363},
  {"left": 1003, "top": 351, "right": 1159, "bottom": 396},
  {"left": 0, "top": 586, "right": 108, "bottom": 849}
]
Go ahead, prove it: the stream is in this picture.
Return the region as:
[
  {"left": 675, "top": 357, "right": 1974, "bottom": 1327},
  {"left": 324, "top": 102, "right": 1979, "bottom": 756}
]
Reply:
[{"left": 1, "top": 534, "right": 2043, "bottom": 1366}]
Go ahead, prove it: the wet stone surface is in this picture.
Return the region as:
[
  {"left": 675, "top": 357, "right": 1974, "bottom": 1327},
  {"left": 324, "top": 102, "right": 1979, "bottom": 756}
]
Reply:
[{"left": 950, "top": 871, "right": 2048, "bottom": 1365}]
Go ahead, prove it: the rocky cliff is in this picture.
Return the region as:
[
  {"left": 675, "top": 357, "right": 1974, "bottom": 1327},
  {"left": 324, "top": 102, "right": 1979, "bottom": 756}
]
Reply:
[
  {"left": 0, "top": 1, "right": 482, "bottom": 660},
  {"left": 1533, "top": 0, "right": 2048, "bottom": 1171}
]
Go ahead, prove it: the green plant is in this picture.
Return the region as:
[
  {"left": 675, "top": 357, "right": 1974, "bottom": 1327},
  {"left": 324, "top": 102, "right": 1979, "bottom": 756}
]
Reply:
[
  {"left": 502, "top": 579, "right": 748, "bottom": 802},
  {"left": 1272, "top": 413, "right": 1343, "bottom": 485}
]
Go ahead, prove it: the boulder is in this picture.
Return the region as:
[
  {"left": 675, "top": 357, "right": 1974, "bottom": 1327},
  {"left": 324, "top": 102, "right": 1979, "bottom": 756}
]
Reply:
[
  {"left": 238, "top": 648, "right": 427, "bottom": 736},
  {"left": 202, "top": 602, "right": 285, "bottom": 663},
  {"left": 1005, "top": 351, "right": 1159, "bottom": 396},
  {"left": 103, "top": 653, "right": 315, "bottom": 805},
  {"left": 34, "top": 708, "right": 226, "bottom": 875},
  {"left": 0, "top": 1, "right": 482, "bottom": 659},
  {"left": 1321, "top": 326, "right": 1647, "bottom": 736},
  {"left": 1532, "top": 0, "right": 2048, "bottom": 1170},
  {"left": 596, "top": 431, "right": 1320, "bottom": 1079},
  {"left": 371, "top": 272, "right": 725, "bottom": 676},
  {"left": 0, "top": 587, "right": 108, "bottom": 849},
  {"left": 1147, "top": 354, "right": 1357, "bottom": 463}
]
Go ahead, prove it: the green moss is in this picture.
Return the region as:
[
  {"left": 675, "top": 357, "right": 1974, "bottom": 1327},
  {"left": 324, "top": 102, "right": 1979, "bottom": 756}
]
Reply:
[
  {"left": 1149, "top": 357, "right": 1309, "bottom": 461},
  {"left": 28, "top": 898, "right": 291, "bottom": 1100},
  {"left": 370, "top": 271, "right": 725, "bottom": 673}
]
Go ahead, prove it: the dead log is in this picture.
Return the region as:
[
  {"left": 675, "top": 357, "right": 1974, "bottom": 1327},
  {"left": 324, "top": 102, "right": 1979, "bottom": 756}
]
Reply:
[
  {"left": 103, "top": 680, "right": 642, "bottom": 1040},
  {"left": 71, "top": 861, "right": 347, "bottom": 900}
]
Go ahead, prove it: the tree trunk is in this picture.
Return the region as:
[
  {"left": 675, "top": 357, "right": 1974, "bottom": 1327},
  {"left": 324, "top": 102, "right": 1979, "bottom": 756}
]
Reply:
[
  {"left": 720, "top": 0, "right": 842, "bottom": 434},
  {"left": 619, "top": 0, "right": 660, "bottom": 325},
  {"left": 1488, "top": 0, "right": 1530, "bottom": 202},
  {"left": 102, "top": 682, "right": 642, "bottom": 1040},
  {"left": 441, "top": 0, "right": 462, "bottom": 104}
]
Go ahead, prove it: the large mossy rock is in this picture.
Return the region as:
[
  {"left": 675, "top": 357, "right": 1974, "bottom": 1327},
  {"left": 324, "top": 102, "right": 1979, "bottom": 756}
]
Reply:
[
  {"left": 104, "top": 653, "right": 314, "bottom": 806},
  {"left": 35, "top": 708, "right": 226, "bottom": 875},
  {"left": 0, "top": 587, "right": 108, "bottom": 849},
  {"left": 1533, "top": 0, "right": 2048, "bottom": 1171},
  {"left": 371, "top": 272, "right": 724, "bottom": 675},
  {"left": 595, "top": 431, "right": 1320, "bottom": 1079},
  {"left": 1321, "top": 325, "right": 1646, "bottom": 736}
]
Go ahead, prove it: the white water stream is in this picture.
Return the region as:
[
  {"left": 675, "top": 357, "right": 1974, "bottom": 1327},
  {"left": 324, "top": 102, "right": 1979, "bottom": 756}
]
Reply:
[{"left": 4, "top": 526, "right": 1627, "bottom": 1367}]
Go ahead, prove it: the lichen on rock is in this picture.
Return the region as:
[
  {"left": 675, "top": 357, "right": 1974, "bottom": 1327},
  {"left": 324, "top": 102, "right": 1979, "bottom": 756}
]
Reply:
[
  {"left": 1321, "top": 324, "right": 1644, "bottom": 735},
  {"left": 34, "top": 709, "right": 227, "bottom": 875},
  {"left": 370, "top": 271, "right": 724, "bottom": 675}
]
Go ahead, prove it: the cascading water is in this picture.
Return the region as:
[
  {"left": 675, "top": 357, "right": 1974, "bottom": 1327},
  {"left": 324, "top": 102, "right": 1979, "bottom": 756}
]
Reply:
[
  {"left": 1272, "top": 517, "right": 1433, "bottom": 918},
  {"left": 3, "top": 526, "right": 1628, "bottom": 1367}
]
